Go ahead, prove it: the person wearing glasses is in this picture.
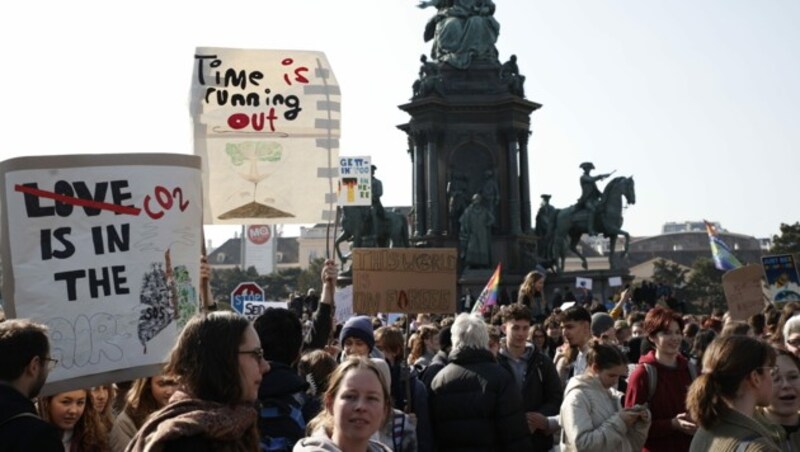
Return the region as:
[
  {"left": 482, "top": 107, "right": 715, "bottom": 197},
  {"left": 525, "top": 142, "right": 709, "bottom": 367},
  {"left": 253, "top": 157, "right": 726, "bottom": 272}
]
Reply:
[
  {"left": 687, "top": 335, "right": 782, "bottom": 451},
  {"left": 0, "top": 319, "right": 63, "bottom": 451},
  {"left": 782, "top": 315, "right": 800, "bottom": 357},
  {"left": 127, "top": 311, "right": 270, "bottom": 451},
  {"left": 755, "top": 349, "right": 800, "bottom": 450}
]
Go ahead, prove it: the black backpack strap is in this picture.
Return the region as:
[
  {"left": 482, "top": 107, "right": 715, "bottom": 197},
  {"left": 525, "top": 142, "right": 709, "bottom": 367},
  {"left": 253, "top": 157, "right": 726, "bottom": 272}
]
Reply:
[{"left": 0, "top": 412, "right": 39, "bottom": 428}]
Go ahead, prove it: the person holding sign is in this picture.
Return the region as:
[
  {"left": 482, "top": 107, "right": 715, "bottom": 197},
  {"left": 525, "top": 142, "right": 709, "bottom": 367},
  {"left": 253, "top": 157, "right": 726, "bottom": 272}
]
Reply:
[
  {"left": 126, "top": 312, "right": 270, "bottom": 451},
  {"left": 0, "top": 320, "right": 63, "bottom": 452}
]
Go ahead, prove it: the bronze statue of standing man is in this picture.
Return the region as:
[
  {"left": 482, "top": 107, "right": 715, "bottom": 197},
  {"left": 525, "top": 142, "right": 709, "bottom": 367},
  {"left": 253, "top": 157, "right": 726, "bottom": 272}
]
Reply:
[
  {"left": 576, "top": 162, "right": 614, "bottom": 236},
  {"left": 370, "top": 164, "right": 385, "bottom": 240}
]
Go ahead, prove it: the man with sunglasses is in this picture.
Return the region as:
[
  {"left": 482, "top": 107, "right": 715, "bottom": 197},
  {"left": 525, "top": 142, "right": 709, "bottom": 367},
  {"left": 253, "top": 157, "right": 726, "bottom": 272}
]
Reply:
[{"left": 0, "top": 319, "right": 62, "bottom": 451}]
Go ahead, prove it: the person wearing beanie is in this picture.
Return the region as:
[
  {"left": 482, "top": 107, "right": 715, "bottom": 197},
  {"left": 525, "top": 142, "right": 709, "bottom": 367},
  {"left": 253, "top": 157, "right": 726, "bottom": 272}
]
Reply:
[
  {"left": 340, "top": 315, "right": 376, "bottom": 359},
  {"left": 591, "top": 312, "right": 617, "bottom": 343}
]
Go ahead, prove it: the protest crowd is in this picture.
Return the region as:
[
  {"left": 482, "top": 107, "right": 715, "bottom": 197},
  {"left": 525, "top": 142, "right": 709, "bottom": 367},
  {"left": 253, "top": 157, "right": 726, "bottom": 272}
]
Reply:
[{"left": 3, "top": 260, "right": 800, "bottom": 452}]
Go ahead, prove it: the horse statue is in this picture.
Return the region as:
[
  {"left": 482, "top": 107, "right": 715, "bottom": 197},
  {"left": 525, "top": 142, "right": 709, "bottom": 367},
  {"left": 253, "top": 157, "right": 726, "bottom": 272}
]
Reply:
[
  {"left": 550, "top": 176, "right": 636, "bottom": 273},
  {"left": 334, "top": 206, "right": 410, "bottom": 267}
]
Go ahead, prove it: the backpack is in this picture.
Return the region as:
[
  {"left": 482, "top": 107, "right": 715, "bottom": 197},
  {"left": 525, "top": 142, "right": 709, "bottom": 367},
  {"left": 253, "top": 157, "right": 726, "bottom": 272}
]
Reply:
[
  {"left": 259, "top": 393, "right": 307, "bottom": 451},
  {"left": 0, "top": 412, "right": 39, "bottom": 428},
  {"left": 642, "top": 360, "right": 698, "bottom": 401}
]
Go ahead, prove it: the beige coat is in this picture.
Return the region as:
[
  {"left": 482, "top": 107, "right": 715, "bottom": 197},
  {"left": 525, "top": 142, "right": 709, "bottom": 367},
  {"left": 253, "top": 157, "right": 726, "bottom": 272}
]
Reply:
[{"left": 560, "top": 373, "right": 650, "bottom": 452}]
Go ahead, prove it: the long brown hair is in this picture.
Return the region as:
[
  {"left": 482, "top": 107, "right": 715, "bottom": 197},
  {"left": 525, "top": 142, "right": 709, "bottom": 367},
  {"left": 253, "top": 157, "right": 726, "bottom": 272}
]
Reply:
[
  {"left": 306, "top": 357, "right": 392, "bottom": 437},
  {"left": 686, "top": 335, "right": 776, "bottom": 428},
  {"left": 39, "top": 389, "right": 109, "bottom": 452},
  {"left": 165, "top": 311, "right": 250, "bottom": 404},
  {"left": 163, "top": 312, "right": 259, "bottom": 450},
  {"left": 89, "top": 384, "right": 115, "bottom": 432},
  {"left": 409, "top": 325, "right": 439, "bottom": 364},
  {"left": 124, "top": 376, "right": 170, "bottom": 428},
  {"left": 519, "top": 271, "right": 545, "bottom": 297}
]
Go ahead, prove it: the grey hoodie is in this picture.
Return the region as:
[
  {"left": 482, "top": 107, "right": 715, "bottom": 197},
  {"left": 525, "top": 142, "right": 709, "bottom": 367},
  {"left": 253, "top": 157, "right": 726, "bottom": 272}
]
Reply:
[{"left": 293, "top": 431, "right": 392, "bottom": 452}]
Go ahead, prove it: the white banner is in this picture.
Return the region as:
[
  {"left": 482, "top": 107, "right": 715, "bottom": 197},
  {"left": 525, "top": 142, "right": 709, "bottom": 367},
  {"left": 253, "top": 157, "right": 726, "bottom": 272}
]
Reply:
[
  {"left": 575, "top": 277, "right": 593, "bottom": 290},
  {"left": 338, "top": 156, "right": 371, "bottom": 206},
  {"left": 0, "top": 154, "right": 203, "bottom": 394},
  {"left": 243, "top": 224, "right": 276, "bottom": 275},
  {"left": 191, "top": 47, "right": 340, "bottom": 224}
]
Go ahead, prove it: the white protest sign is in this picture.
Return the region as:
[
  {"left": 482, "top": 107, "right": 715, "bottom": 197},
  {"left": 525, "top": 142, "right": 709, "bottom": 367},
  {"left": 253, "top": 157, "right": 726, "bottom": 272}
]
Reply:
[
  {"left": 191, "top": 48, "right": 340, "bottom": 224},
  {"left": 243, "top": 225, "right": 276, "bottom": 275},
  {"left": 722, "top": 264, "right": 766, "bottom": 321},
  {"left": 608, "top": 276, "right": 623, "bottom": 287},
  {"left": 0, "top": 154, "right": 202, "bottom": 394},
  {"left": 334, "top": 284, "right": 354, "bottom": 326},
  {"left": 338, "top": 156, "right": 371, "bottom": 206},
  {"left": 575, "top": 277, "right": 593, "bottom": 290}
]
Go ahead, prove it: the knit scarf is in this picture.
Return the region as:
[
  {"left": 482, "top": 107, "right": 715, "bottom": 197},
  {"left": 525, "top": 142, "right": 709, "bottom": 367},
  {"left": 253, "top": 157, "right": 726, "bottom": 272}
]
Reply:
[{"left": 125, "top": 390, "right": 257, "bottom": 452}]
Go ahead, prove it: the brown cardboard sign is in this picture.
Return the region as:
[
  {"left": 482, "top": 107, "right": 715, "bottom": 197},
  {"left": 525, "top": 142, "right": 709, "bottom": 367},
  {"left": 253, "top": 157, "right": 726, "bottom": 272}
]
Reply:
[
  {"left": 722, "top": 264, "right": 766, "bottom": 321},
  {"left": 352, "top": 248, "right": 457, "bottom": 314}
]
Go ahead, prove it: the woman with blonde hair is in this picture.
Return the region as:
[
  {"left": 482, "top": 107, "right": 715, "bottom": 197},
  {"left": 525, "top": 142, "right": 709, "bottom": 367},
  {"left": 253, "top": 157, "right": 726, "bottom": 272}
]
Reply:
[
  {"left": 39, "top": 389, "right": 109, "bottom": 452},
  {"left": 687, "top": 335, "right": 781, "bottom": 451},
  {"left": 108, "top": 374, "right": 177, "bottom": 451},
  {"left": 295, "top": 357, "right": 392, "bottom": 451}
]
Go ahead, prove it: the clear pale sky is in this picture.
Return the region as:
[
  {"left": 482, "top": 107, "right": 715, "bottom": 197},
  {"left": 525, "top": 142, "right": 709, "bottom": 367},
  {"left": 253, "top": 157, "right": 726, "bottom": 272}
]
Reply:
[{"left": 2, "top": 1, "right": 797, "bottom": 247}]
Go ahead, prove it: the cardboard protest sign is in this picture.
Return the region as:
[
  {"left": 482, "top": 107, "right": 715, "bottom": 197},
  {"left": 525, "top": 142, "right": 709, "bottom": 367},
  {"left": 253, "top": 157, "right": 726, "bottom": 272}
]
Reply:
[
  {"left": 338, "top": 156, "right": 371, "bottom": 206},
  {"left": 352, "top": 248, "right": 457, "bottom": 314},
  {"left": 575, "top": 277, "right": 592, "bottom": 290},
  {"left": 0, "top": 154, "right": 202, "bottom": 394},
  {"left": 762, "top": 254, "right": 800, "bottom": 304},
  {"left": 191, "top": 47, "right": 340, "bottom": 225},
  {"left": 722, "top": 264, "right": 766, "bottom": 321}
]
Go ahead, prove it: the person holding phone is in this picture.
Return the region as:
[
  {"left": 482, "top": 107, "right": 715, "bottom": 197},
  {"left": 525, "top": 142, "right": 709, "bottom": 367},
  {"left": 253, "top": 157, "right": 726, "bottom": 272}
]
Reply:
[{"left": 560, "top": 341, "right": 651, "bottom": 452}]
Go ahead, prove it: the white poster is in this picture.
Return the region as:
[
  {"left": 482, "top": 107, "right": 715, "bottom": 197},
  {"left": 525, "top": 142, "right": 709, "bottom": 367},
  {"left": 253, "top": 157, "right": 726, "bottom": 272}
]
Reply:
[
  {"left": 0, "top": 154, "right": 203, "bottom": 394},
  {"left": 243, "top": 224, "right": 276, "bottom": 275},
  {"left": 191, "top": 47, "right": 340, "bottom": 224},
  {"left": 608, "top": 276, "right": 623, "bottom": 287},
  {"left": 575, "top": 277, "right": 593, "bottom": 290},
  {"left": 333, "top": 284, "right": 354, "bottom": 326},
  {"left": 338, "top": 156, "right": 371, "bottom": 206}
]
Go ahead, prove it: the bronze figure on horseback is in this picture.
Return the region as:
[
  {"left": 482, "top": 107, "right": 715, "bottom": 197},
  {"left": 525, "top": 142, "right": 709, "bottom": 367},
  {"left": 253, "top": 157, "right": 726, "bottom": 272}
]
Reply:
[{"left": 544, "top": 163, "right": 635, "bottom": 273}]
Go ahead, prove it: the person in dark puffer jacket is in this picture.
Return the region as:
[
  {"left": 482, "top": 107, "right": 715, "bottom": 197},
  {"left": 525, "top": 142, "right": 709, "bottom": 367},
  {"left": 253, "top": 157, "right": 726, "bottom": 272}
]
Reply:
[{"left": 429, "top": 313, "right": 533, "bottom": 451}]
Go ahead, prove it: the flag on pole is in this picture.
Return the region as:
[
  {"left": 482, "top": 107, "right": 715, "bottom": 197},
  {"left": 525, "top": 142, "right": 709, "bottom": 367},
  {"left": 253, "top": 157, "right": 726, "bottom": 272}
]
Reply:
[
  {"left": 471, "top": 263, "right": 502, "bottom": 315},
  {"left": 704, "top": 220, "right": 743, "bottom": 271}
]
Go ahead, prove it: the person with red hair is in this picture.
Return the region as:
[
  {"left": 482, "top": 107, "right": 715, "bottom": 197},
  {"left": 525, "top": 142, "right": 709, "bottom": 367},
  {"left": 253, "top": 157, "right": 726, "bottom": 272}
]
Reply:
[{"left": 624, "top": 307, "right": 696, "bottom": 451}]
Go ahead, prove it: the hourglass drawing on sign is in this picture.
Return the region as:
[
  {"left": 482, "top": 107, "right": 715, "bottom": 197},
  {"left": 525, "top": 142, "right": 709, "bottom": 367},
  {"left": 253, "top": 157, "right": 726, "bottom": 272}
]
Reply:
[{"left": 218, "top": 141, "right": 295, "bottom": 219}]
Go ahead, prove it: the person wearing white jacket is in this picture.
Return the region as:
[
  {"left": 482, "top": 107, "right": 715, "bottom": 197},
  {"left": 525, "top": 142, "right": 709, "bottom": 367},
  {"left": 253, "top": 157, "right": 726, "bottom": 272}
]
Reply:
[{"left": 560, "top": 341, "right": 651, "bottom": 452}]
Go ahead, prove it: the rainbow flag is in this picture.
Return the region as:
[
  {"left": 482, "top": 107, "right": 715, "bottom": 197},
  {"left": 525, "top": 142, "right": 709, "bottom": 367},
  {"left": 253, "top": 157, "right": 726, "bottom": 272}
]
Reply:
[
  {"left": 471, "top": 263, "right": 502, "bottom": 315},
  {"left": 704, "top": 220, "right": 743, "bottom": 271}
]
